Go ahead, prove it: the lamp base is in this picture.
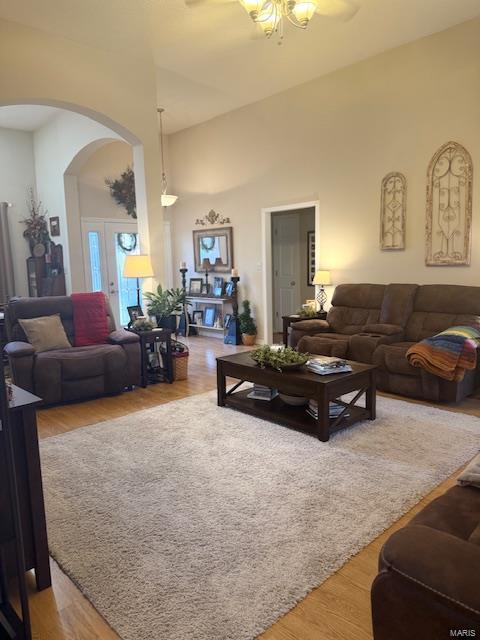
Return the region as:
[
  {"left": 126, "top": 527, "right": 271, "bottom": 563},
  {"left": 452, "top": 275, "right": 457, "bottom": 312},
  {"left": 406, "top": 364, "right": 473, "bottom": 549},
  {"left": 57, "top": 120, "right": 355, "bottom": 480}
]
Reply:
[{"left": 316, "top": 286, "right": 327, "bottom": 312}]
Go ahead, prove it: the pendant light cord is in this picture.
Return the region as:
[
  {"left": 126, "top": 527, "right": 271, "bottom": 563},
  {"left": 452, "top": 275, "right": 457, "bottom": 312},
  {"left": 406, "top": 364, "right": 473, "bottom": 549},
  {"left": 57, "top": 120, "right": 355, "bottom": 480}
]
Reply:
[{"left": 157, "top": 108, "right": 167, "bottom": 190}]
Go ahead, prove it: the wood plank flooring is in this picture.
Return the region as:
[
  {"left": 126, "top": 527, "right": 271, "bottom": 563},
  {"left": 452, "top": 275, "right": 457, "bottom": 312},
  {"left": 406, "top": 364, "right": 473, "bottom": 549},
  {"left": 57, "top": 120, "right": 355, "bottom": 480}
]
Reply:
[{"left": 23, "top": 336, "right": 479, "bottom": 640}]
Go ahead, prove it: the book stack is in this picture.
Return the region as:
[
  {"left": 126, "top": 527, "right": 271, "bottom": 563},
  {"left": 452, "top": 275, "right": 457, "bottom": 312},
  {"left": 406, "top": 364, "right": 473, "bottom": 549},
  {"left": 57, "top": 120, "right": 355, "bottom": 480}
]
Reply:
[
  {"left": 306, "top": 355, "right": 353, "bottom": 375},
  {"left": 247, "top": 384, "right": 278, "bottom": 401},
  {"left": 307, "top": 400, "right": 349, "bottom": 420}
]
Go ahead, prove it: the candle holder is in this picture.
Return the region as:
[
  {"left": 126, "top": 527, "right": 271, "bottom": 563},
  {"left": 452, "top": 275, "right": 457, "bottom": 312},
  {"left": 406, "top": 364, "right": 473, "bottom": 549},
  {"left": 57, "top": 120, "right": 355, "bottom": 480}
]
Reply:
[
  {"left": 224, "top": 275, "right": 242, "bottom": 345},
  {"left": 178, "top": 266, "right": 190, "bottom": 337}
]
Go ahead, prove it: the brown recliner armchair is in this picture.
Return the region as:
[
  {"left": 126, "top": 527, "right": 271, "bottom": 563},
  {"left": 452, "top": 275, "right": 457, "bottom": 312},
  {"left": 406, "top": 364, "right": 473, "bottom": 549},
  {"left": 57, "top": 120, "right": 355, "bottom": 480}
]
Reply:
[
  {"left": 371, "top": 484, "right": 480, "bottom": 640},
  {"left": 4, "top": 296, "right": 141, "bottom": 405}
]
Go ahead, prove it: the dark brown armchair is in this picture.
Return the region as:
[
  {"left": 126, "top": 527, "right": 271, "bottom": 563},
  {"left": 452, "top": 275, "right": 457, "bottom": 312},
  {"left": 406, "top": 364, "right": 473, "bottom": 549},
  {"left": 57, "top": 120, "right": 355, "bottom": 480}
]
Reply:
[{"left": 4, "top": 296, "right": 141, "bottom": 405}]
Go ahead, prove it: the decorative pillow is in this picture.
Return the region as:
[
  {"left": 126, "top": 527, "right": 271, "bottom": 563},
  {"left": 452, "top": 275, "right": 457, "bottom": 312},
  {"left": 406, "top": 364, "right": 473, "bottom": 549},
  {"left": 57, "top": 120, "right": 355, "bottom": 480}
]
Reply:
[
  {"left": 18, "top": 314, "right": 71, "bottom": 353},
  {"left": 457, "top": 453, "right": 480, "bottom": 489}
]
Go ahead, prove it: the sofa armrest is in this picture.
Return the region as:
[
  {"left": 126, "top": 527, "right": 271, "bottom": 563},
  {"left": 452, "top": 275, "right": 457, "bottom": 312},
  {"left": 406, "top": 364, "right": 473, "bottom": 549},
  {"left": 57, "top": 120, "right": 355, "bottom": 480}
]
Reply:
[
  {"left": 109, "top": 329, "right": 140, "bottom": 345},
  {"left": 4, "top": 341, "right": 35, "bottom": 358},
  {"left": 363, "top": 323, "right": 404, "bottom": 336},
  {"left": 380, "top": 524, "right": 480, "bottom": 614},
  {"left": 292, "top": 319, "right": 330, "bottom": 332}
]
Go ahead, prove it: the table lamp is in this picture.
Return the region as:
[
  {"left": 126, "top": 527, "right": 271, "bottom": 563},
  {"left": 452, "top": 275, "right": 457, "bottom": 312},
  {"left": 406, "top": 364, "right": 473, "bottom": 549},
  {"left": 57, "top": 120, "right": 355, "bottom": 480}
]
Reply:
[
  {"left": 123, "top": 254, "right": 154, "bottom": 308},
  {"left": 312, "top": 270, "right": 331, "bottom": 312}
]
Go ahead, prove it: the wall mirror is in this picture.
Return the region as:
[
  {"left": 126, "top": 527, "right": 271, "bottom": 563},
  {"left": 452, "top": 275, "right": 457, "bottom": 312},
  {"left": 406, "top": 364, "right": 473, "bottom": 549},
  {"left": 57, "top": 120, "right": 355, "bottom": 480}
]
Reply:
[{"left": 193, "top": 227, "right": 233, "bottom": 273}]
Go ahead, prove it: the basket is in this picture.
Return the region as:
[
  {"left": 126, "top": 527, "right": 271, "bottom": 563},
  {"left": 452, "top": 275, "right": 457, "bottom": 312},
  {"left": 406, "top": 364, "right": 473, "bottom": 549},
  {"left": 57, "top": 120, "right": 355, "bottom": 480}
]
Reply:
[{"left": 171, "top": 341, "right": 189, "bottom": 381}]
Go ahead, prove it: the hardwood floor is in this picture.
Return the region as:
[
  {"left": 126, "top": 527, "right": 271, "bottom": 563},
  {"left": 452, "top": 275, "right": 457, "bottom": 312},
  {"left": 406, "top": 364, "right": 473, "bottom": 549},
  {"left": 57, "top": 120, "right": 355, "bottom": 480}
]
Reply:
[{"left": 24, "top": 336, "right": 478, "bottom": 640}]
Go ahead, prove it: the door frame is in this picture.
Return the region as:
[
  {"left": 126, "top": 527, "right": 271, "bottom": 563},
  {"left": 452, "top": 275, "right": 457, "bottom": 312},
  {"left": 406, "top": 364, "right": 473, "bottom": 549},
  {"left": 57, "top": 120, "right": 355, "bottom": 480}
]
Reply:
[{"left": 261, "top": 200, "right": 320, "bottom": 344}]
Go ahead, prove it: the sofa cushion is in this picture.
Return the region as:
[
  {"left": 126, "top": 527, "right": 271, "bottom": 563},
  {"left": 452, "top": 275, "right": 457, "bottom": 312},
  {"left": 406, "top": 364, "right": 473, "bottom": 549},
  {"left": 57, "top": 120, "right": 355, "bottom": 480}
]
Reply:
[
  {"left": 327, "top": 283, "right": 385, "bottom": 334},
  {"left": 379, "top": 284, "right": 418, "bottom": 326},
  {"left": 373, "top": 342, "right": 419, "bottom": 376},
  {"left": 18, "top": 314, "right": 71, "bottom": 353},
  {"left": 297, "top": 336, "right": 349, "bottom": 358}
]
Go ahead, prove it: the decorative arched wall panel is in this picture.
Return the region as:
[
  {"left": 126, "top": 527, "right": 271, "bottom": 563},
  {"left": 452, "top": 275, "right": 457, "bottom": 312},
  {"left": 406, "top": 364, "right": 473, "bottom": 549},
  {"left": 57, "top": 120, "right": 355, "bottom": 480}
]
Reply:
[
  {"left": 426, "top": 141, "right": 473, "bottom": 266},
  {"left": 380, "top": 172, "right": 406, "bottom": 250}
]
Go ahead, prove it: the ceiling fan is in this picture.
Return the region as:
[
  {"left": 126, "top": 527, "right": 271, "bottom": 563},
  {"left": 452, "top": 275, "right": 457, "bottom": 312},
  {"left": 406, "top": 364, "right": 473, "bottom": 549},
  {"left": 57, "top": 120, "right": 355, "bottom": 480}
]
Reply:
[{"left": 184, "top": 0, "right": 360, "bottom": 42}]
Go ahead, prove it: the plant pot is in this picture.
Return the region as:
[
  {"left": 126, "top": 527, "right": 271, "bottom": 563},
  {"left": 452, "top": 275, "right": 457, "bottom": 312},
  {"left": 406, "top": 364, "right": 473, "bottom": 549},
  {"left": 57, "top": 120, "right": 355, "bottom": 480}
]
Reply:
[
  {"left": 156, "top": 315, "right": 177, "bottom": 332},
  {"left": 242, "top": 333, "right": 256, "bottom": 346}
]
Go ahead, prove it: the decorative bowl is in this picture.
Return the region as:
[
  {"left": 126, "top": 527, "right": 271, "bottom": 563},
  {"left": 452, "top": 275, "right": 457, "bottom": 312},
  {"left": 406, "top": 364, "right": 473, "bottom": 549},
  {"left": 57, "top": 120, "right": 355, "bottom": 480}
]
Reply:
[{"left": 278, "top": 393, "right": 308, "bottom": 406}]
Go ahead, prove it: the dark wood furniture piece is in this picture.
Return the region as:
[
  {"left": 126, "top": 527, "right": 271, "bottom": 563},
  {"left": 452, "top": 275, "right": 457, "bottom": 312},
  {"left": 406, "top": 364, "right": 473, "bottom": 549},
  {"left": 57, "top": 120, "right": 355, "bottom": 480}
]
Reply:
[
  {"left": 0, "top": 385, "right": 51, "bottom": 592},
  {"left": 26, "top": 247, "right": 66, "bottom": 298},
  {"left": 129, "top": 328, "right": 173, "bottom": 387},
  {"left": 217, "top": 352, "right": 376, "bottom": 442},
  {"left": 0, "top": 367, "right": 32, "bottom": 638},
  {"left": 282, "top": 312, "right": 327, "bottom": 346}
]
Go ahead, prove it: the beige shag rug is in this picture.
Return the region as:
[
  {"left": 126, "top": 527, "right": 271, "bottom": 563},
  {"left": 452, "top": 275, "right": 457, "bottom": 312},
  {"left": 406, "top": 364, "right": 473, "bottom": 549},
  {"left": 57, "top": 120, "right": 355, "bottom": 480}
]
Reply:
[{"left": 40, "top": 391, "right": 479, "bottom": 640}]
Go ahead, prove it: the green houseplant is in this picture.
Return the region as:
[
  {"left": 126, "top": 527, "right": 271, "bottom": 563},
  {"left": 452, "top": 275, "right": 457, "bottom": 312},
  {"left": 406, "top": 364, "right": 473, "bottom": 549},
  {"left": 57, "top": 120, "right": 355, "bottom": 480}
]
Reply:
[
  {"left": 144, "top": 285, "right": 186, "bottom": 331},
  {"left": 250, "top": 345, "right": 310, "bottom": 371},
  {"left": 239, "top": 299, "right": 257, "bottom": 346}
]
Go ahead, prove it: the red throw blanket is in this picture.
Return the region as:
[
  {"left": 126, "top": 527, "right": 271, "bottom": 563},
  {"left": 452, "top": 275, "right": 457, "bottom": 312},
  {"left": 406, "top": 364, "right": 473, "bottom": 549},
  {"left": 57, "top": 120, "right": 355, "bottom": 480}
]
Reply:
[{"left": 71, "top": 292, "right": 109, "bottom": 347}]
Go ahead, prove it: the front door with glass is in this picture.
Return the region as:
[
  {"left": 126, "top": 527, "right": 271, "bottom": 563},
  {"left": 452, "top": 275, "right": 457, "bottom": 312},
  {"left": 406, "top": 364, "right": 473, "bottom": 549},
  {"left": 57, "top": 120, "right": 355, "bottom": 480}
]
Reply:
[{"left": 82, "top": 219, "right": 139, "bottom": 327}]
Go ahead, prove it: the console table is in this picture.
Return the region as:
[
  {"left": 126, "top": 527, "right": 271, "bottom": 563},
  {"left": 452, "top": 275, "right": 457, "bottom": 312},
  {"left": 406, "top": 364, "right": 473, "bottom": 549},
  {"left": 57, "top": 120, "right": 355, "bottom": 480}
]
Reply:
[{"left": 1, "top": 385, "right": 51, "bottom": 591}]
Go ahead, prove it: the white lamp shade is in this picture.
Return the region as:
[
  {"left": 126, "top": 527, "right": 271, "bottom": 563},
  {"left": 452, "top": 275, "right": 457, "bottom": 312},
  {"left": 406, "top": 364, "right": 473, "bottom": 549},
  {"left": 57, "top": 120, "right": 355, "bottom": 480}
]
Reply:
[
  {"left": 123, "top": 255, "right": 154, "bottom": 278},
  {"left": 312, "top": 270, "right": 331, "bottom": 286},
  {"left": 161, "top": 193, "right": 178, "bottom": 207}
]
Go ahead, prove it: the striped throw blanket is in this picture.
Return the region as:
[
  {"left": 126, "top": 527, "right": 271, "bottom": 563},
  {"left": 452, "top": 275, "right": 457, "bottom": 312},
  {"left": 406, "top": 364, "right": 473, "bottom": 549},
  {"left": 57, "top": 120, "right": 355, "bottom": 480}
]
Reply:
[{"left": 406, "top": 325, "right": 480, "bottom": 382}]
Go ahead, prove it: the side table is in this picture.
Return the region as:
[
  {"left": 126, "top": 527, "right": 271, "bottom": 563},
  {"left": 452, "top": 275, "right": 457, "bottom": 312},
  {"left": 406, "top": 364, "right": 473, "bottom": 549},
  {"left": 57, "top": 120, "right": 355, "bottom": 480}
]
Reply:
[
  {"left": 282, "top": 312, "right": 327, "bottom": 346},
  {"left": 128, "top": 328, "right": 173, "bottom": 387}
]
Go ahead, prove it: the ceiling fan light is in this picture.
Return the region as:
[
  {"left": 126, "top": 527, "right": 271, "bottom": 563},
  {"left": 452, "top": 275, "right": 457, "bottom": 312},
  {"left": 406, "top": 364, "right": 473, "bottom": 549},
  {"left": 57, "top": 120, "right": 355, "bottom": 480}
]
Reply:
[
  {"left": 291, "top": 1, "right": 318, "bottom": 26},
  {"left": 256, "top": 3, "right": 280, "bottom": 36},
  {"left": 161, "top": 193, "right": 178, "bottom": 207}
]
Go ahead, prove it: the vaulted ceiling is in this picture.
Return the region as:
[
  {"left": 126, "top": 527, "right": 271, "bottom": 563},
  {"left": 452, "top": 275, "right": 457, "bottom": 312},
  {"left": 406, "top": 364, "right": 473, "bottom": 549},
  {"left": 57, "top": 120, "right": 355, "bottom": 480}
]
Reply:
[{"left": 0, "top": 0, "right": 479, "bottom": 132}]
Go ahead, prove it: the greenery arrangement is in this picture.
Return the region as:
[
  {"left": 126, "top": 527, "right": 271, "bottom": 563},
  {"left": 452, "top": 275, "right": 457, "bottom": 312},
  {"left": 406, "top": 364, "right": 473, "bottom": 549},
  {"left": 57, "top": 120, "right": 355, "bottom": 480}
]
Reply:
[
  {"left": 132, "top": 317, "right": 154, "bottom": 331},
  {"left": 105, "top": 166, "right": 137, "bottom": 219},
  {"left": 20, "top": 189, "right": 50, "bottom": 252},
  {"left": 250, "top": 345, "right": 310, "bottom": 371},
  {"left": 239, "top": 299, "right": 257, "bottom": 336},
  {"left": 144, "top": 285, "right": 186, "bottom": 320},
  {"left": 298, "top": 306, "right": 317, "bottom": 318}
]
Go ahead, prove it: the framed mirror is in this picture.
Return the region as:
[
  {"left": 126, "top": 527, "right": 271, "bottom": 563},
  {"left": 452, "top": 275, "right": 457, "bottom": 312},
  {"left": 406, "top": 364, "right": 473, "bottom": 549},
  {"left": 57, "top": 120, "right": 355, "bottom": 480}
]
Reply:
[{"left": 193, "top": 227, "right": 233, "bottom": 273}]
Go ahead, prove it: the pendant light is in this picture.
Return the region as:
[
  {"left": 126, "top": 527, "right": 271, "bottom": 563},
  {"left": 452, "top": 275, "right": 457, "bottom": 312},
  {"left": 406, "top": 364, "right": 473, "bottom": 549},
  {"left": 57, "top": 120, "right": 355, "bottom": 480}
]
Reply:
[{"left": 157, "top": 108, "right": 178, "bottom": 207}]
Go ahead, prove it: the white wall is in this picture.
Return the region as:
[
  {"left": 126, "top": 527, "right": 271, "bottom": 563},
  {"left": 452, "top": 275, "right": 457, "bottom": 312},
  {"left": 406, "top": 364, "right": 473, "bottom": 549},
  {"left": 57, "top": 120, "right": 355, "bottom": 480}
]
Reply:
[
  {"left": 77, "top": 141, "right": 134, "bottom": 221},
  {"left": 33, "top": 110, "right": 124, "bottom": 291},
  {"left": 0, "top": 127, "right": 36, "bottom": 296},
  {"left": 168, "top": 18, "right": 480, "bottom": 341}
]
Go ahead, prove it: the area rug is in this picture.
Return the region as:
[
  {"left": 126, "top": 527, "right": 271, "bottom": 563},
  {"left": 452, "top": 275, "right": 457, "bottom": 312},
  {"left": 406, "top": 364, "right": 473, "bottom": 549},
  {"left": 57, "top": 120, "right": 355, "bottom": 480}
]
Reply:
[{"left": 40, "top": 391, "right": 479, "bottom": 640}]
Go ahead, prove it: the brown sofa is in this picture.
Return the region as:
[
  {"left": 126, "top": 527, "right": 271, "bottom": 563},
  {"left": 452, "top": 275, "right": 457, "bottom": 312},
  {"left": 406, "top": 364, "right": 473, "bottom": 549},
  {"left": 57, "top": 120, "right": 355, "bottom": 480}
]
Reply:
[
  {"left": 371, "top": 484, "right": 480, "bottom": 640},
  {"left": 294, "top": 283, "right": 480, "bottom": 402},
  {"left": 4, "top": 296, "right": 141, "bottom": 405}
]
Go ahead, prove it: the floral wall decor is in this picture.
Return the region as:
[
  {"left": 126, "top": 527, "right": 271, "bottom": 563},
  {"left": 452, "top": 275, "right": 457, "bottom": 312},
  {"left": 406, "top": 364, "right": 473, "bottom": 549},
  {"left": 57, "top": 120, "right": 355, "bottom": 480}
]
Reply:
[
  {"left": 195, "top": 209, "right": 231, "bottom": 226},
  {"left": 426, "top": 141, "right": 473, "bottom": 266},
  {"left": 105, "top": 166, "right": 137, "bottom": 219},
  {"left": 380, "top": 172, "right": 406, "bottom": 250}
]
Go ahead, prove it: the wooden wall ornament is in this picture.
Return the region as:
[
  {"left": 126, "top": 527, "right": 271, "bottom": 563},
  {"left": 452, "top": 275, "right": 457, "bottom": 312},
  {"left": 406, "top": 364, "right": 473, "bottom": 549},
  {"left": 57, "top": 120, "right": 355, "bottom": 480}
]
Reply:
[
  {"left": 426, "top": 141, "right": 473, "bottom": 266},
  {"left": 380, "top": 172, "right": 406, "bottom": 250}
]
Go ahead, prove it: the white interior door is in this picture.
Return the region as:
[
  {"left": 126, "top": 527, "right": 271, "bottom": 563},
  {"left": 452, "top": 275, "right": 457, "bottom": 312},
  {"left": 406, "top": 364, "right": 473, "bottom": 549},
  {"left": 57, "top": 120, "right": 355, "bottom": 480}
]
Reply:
[
  {"left": 81, "top": 219, "right": 139, "bottom": 327},
  {"left": 272, "top": 213, "right": 301, "bottom": 332}
]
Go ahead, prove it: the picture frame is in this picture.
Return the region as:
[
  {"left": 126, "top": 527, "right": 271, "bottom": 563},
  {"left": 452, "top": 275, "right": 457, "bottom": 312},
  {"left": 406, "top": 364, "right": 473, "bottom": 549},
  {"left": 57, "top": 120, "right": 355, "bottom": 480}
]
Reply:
[
  {"left": 193, "top": 227, "right": 233, "bottom": 273},
  {"left": 201, "top": 283, "right": 210, "bottom": 296},
  {"left": 49, "top": 216, "right": 60, "bottom": 237},
  {"left": 192, "top": 310, "right": 203, "bottom": 325},
  {"left": 189, "top": 278, "right": 203, "bottom": 295},
  {"left": 213, "top": 276, "right": 224, "bottom": 297},
  {"left": 203, "top": 306, "right": 216, "bottom": 327},
  {"left": 223, "top": 313, "right": 232, "bottom": 329},
  {"left": 224, "top": 282, "right": 234, "bottom": 298},
  {"left": 127, "top": 305, "right": 144, "bottom": 324},
  {"left": 307, "top": 230, "right": 315, "bottom": 286}
]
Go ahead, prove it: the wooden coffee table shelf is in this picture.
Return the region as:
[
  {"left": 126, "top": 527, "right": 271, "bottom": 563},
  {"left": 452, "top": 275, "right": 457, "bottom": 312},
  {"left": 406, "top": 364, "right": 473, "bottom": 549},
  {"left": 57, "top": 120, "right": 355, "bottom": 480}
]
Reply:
[{"left": 217, "top": 352, "right": 377, "bottom": 441}]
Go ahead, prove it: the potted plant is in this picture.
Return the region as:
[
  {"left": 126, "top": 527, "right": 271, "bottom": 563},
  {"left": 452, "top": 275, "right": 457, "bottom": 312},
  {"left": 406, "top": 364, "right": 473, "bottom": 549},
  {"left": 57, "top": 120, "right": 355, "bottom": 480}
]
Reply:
[
  {"left": 239, "top": 299, "right": 257, "bottom": 346},
  {"left": 20, "top": 189, "right": 50, "bottom": 256},
  {"left": 144, "top": 285, "right": 186, "bottom": 331}
]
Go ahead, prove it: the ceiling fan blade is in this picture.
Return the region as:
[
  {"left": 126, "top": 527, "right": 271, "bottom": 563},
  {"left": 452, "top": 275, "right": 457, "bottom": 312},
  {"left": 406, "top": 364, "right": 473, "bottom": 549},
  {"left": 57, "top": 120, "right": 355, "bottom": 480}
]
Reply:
[
  {"left": 185, "top": 0, "right": 237, "bottom": 6},
  {"left": 315, "top": 0, "right": 360, "bottom": 21}
]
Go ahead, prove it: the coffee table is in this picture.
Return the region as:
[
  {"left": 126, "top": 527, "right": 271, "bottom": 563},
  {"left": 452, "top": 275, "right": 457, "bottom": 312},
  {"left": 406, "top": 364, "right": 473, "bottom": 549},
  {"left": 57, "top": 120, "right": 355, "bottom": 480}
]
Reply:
[{"left": 216, "top": 352, "right": 377, "bottom": 441}]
